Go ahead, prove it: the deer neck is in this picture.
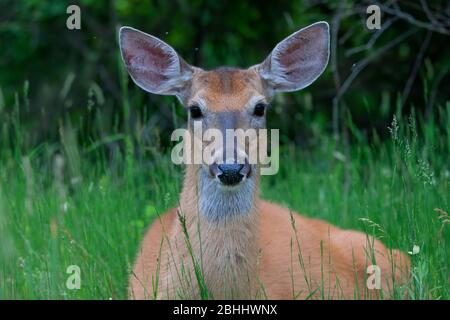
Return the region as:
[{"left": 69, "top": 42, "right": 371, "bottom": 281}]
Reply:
[{"left": 173, "top": 164, "right": 260, "bottom": 299}]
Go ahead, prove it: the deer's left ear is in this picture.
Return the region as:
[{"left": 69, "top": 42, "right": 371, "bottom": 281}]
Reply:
[{"left": 256, "top": 21, "right": 330, "bottom": 93}]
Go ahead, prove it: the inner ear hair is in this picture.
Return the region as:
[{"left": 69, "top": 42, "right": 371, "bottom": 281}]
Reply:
[
  {"left": 119, "top": 26, "right": 195, "bottom": 100},
  {"left": 257, "top": 21, "right": 330, "bottom": 93}
]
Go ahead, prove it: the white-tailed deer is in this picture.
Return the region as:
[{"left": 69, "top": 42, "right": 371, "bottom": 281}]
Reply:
[{"left": 119, "top": 22, "right": 410, "bottom": 299}]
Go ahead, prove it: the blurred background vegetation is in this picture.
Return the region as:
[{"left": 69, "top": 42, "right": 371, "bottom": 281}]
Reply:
[
  {"left": 1, "top": 0, "right": 449, "bottom": 154},
  {"left": 0, "top": 0, "right": 449, "bottom": 299}
]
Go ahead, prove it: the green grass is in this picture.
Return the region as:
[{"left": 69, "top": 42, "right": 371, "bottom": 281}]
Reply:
[
  {"left": 263, "top": 108, "right": 450, "bottom": 299},
  {"left": 0, "top": 82, "right": 449, "bottom": 299}
]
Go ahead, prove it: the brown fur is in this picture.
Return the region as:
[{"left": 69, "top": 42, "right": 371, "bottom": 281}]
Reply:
[
  {"left": 129, "top": 196, "right": 410, "bottom": 299},
  {"left": 188, "top": 68, "right": 266, "bottom": 111}
]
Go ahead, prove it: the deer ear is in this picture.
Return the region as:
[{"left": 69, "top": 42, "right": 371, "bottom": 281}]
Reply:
[
  {"left": 119, "top": 26, "right": 194, "bottom": 100},
  {"left": 257, "top": 22, "right": 330, "bottom": 93}
]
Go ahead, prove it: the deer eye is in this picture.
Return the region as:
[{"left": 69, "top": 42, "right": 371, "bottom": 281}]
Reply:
[
  {"left": 253, "top": 103, "right": 266, "bottom": 117},
  {"left": 189, "top": 105, "right": 203, "bottom": 119}
]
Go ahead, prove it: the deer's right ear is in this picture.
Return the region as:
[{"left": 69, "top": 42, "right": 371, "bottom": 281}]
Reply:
[{"left": 119, "top": 27, "right": 194, "bottom": 100}]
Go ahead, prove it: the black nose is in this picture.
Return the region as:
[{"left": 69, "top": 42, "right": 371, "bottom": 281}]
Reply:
[{"left": 217, "top": 163, "right": 245, "bottom": 186}]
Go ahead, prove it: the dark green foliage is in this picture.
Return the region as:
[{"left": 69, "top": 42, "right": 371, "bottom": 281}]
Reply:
[{"left": 1, "top": 0, "right": 449, "bottom": 149}]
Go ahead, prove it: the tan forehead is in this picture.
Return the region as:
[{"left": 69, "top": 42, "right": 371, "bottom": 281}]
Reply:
[{"left": 190, "top": 68, "right": 265, "bottom": 111}]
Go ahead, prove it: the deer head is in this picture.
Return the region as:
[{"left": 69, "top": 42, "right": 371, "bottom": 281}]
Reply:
[{"left": 119, "top": 22, "right": 330, "bottom": 221}]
